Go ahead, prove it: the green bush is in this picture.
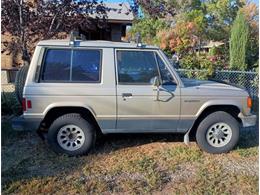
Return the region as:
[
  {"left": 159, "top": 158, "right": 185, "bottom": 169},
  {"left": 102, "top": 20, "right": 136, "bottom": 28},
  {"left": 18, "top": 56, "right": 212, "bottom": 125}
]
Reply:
[
  {"left": 1, "top": 92, "right": 22, "bottom": 116},
  {"left": 180, "top": 54, "right": 215, "bottom": 80},
  {"left": 209, "top": 46, "right": 218, "bottom": 56}
]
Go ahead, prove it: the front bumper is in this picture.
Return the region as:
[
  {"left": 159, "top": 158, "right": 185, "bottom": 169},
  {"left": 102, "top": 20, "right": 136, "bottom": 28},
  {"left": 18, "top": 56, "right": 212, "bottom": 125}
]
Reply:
[
  {"left": 12, "top": 116, "right": 41, "bottom": 131},
  {"left": 238, "top": 113, "right": 257, "bottom": 127}
]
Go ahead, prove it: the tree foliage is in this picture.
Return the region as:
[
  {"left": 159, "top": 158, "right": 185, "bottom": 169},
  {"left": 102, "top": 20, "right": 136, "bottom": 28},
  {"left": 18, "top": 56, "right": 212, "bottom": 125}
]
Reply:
[
  {"left": 130, "top": 0, "right": 258, "bottom": 70},
  {"left": 1, "top": 0, "right": 106, "bottom": 64},
  {"left": 179, "top": 54, "right": 215, "bottom": 79},
  {"left": 230, "top": 11, "right": 249, "bottom": 70},
  {"left": 240, "top": 1, "right": 259, "bottom": 69},
  {"left": 128, "top": 18, "right": 168, "bottom": 45},
  {"left": 204, "top": 0, "right": 244, "bottom": 41}
]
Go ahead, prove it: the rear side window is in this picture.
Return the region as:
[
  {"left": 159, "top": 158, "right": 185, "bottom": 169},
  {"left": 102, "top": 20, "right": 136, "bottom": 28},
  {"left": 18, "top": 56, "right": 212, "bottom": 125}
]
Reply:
[
  {"left": 41, "top": 49, "right": 101, "bottom": 82},
  {"left": 72, "top": 50, "right": 101, "bottom": 82},
  {"left": 117, "top": 50, "right": 159, "bottom": 84},
  {"left": 41, "top": 49, "right": 71, "bottom": 81}
]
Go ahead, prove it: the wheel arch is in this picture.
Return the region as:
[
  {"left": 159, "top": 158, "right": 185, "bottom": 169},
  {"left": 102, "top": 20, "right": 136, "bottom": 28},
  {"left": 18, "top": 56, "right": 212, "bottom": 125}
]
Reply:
[
  {"left": 189, "top": 104, "right": 241, "bottom": 137},
  {"left": 40, "top": 105, "right": 102, "bottom": 135}
]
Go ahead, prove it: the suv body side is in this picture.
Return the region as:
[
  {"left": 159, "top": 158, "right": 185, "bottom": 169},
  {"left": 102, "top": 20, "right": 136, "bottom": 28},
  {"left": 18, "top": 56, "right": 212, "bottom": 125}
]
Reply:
[
  {"left": 23, "top": 44, "right": 185, "bottom": 133},
  {"left": 21, "top": 41, "right": 255, "bottom": 134}
]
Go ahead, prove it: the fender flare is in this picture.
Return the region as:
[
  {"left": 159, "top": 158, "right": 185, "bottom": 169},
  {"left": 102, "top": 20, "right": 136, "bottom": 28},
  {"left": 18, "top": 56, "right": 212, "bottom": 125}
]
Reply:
[
  {"left": 43, "top": 102, "right": 97, "bottom": 119},
  {"left": 195, "top": 100, "right": 242, "bottom": 117}
]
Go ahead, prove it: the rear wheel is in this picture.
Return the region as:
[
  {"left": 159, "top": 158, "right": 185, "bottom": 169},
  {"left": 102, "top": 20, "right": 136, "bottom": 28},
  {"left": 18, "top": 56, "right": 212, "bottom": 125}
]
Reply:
[
  {"left": 196, "top": 111, "right": 239, "bottom": 154},
  {"left": 47, "top": 113, "right": 96, "bottom": 156}
]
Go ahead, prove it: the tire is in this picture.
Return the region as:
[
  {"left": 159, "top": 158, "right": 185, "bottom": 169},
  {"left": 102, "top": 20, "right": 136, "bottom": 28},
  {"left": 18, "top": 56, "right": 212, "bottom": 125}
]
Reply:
[
  {"left": 47, "top": 113, "right": 96, "bottom": 156},
  {"left": 196, "top": 111, "right": 239, "bottom": 154},
  {"left": 15, "top": 65, "right": 29, "bottom": 104}
]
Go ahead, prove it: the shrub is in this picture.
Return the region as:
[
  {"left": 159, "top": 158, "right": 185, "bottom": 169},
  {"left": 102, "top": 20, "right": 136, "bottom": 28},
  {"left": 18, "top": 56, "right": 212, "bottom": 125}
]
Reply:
[
  {"left": 1, "top": 92, "right": 22, "bottom": 116},
  {"left": 180, "top": 54, "right": 215, "bottom": 80}
]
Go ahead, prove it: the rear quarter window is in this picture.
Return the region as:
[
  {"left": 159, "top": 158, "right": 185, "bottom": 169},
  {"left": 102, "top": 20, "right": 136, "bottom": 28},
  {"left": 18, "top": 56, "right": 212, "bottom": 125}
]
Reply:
[
  {"left": 40, "top": 48, "right": 101, "bottom": 83},
  {"left": 41, "top": 49, "right": 71, "bottom": 81},
  {"left": 72, "top": 50, "right": 101, "bottom": 82}
]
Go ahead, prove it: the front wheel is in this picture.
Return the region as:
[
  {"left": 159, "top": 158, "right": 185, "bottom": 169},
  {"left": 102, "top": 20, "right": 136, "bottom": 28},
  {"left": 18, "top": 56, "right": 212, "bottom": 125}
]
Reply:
[
  {"left": 196, "top": 111, "right": 239, "bottom": 154},
  {"left": 47, "top": 113, "right": 96, "bottom": 156}
]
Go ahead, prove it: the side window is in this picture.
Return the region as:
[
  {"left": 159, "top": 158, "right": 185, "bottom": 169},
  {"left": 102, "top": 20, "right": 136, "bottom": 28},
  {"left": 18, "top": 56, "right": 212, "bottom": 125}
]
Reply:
[
  {"left": 41, "top": 49, "right": 101, "bottom": 82},
  {"left": 156, "top": 53, "right": 176, "bottom": 85},
  {"left": 117, "top": 50, "right": 159, "bottom": 84},
  {"left": 41, "top": 49, "right": 71, "bottom": 81},
  {"left": 72, "top": 50, "right": 101, "bottom": 82}
]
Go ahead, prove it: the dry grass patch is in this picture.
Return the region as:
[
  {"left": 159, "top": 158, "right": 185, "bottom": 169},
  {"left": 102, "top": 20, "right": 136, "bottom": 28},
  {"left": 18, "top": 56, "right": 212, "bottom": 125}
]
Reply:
[{"left": 1, "top": 121, "right": 258, "bottom": 195}]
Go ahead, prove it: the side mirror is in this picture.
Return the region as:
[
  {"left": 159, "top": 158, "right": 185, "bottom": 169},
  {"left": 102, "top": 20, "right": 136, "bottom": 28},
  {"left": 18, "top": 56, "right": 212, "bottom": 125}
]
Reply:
[{"left": 151, "top": 76, "right": 161, "bottom": 87}]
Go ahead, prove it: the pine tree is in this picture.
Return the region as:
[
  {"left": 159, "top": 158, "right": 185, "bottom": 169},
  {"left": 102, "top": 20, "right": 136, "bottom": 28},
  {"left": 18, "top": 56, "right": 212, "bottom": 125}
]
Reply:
[{"left": 230, "top": 11, "right": 249, "bottom": 70}]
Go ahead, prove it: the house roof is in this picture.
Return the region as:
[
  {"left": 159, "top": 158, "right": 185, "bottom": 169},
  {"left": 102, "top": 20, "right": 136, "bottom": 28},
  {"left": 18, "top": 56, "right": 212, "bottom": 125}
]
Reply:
[{"left": 201, "top": 41, "right": 225, "bottom": 49}]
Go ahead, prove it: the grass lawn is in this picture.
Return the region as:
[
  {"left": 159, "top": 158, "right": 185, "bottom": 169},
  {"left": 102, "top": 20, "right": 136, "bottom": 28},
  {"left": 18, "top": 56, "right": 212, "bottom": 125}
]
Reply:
[{"left": 1, "top": 120, "right": 259, "bottom": 195}]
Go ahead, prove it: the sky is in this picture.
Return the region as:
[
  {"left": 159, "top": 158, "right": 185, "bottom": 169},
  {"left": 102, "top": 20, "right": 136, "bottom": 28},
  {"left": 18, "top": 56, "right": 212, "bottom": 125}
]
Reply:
[{"left": 253, "top": 0, "right": 259, "bottom": 5}]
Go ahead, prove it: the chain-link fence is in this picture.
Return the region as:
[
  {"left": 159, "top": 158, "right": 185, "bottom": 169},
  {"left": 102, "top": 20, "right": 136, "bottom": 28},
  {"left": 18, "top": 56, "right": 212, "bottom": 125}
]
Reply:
[
  {"left": 177, "top": 69, "right": 258, "bottom": 98},
  {"left": 1, "top": 70, "right": 21, "bottom": 116},
  {"left": 2, "top": 83, "right": 21, "bottom": 116}
]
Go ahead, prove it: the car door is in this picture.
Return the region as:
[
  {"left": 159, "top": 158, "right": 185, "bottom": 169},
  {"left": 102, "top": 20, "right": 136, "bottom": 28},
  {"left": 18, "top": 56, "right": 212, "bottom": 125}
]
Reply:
[{"left": 115, "top": 49, "right": 181, "bottom": 132}]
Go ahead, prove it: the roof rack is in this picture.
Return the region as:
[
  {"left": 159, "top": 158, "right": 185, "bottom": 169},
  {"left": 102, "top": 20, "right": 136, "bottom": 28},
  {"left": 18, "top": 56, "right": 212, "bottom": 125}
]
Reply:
[
  {"left": 135, "top": 32, "right": 144, "bottom": 47},
  {"left": 69, "top": 31, "right": 86, "bottom": 46}
]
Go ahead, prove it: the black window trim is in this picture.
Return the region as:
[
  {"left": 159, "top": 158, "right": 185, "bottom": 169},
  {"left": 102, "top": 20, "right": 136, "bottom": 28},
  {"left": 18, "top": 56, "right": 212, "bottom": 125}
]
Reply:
[
  {"left": 39, "top": 47, "right": 103, "bottom": 83},
  {"left": 155, "top": 52, "right": 177, "bottom": 85}
]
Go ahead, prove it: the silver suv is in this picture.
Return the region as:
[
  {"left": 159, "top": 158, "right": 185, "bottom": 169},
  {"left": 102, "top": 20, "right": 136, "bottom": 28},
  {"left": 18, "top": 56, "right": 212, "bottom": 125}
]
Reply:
[{"left": 12, "top": 39, "right": 256, "bottom": 156}]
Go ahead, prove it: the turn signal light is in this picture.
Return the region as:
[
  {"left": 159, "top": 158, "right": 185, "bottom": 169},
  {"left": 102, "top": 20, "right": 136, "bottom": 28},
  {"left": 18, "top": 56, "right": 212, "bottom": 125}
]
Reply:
[{"left": 247, "top": 97, "right": 252, "bottom": 108}]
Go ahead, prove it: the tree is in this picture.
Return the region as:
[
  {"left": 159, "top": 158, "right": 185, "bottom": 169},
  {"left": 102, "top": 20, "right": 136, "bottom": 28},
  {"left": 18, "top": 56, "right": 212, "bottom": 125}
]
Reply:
[
  {"left": 135, "top": 0, "right": 201, "bottom": 18},
  {"left": 241, "top": 1, "right": 259, "bottom": 69},
  {"left": 1, "top": 0, "right": 106, "bottom": 65},
  {"left": 229, "top": 11, "right": 249, "bottom": 70},
  {"left": 157, "top": 21, "right": 200, "bottom": 54},
  {"left": 204, "top": 0, "right": 244, "bottom": 41},
  {"left": 128, "top": 18, "right": 168, "bottom": 45}
]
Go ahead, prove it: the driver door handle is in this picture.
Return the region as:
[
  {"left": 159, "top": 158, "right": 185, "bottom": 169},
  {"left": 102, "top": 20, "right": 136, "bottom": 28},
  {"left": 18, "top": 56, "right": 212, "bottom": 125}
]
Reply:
[{"left": 122, "top": 93, "right": 132, "bottom": 100}]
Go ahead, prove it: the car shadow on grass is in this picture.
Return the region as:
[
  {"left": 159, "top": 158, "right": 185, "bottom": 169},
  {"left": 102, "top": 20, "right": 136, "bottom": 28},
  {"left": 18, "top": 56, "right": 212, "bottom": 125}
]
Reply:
[
  {"left": 93, "top": 125, "right": 259, "bottom": 154},
  {"left": 94, "top": 133, "right": 185, "bottom": 153}
]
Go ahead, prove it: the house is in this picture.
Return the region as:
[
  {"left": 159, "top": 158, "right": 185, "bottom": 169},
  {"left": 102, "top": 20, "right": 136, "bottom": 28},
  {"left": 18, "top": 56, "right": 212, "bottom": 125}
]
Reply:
[
  {"left": 1, "top": 2, "right": 134, "bottom": 69},
  {"left": 1, "top": 67, "right": 18, "bottom": 84},
  {"left": 85, "top": 2, "right": 134, "bottom": 41},
  {"left": 195, "top": 41, "right": 225, "bottom": 53}
]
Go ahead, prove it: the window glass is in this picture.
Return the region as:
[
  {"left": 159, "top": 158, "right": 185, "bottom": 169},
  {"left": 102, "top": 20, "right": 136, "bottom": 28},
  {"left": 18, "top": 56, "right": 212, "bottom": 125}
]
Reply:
[
  {"left": 41, "top": 49, "right": 71, "bottom": 81},
  {"left": 41, "top": 49, "right": 101, "bottom": 82},
  {"left": 72, "top": 50, "right": 101, "bottom": 82},
  {"left": 117, "top": 51, "right": 159, "bottom": 84},
  {"left": 156, "top": 54, "right": 175, "bottom": 85}
]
